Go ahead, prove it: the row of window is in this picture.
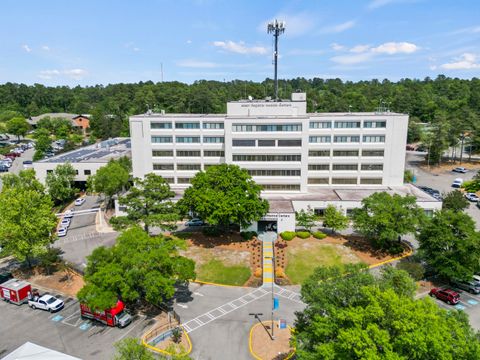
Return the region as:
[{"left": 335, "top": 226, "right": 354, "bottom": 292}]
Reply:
[
  {"left": 310, "top": 120, "right": 387, "bottom": 129},
  {"left": 309, "top": 149, "right": 384, "bottom": 157},
  {"left": 232, "top": 139, "right": 302, "bottom": 147},
  {"left": 309, "top": 135, "right": 385, "bottom": 143},
  {"left": 308, "top": 178, "right": 383, "bottom": 185},
  {"left": 232, "top": 124, "right": 302, "bottom": 132},
  {"left": 262, "top": 184, "right": 301, "bottom": 191},
  {"left": 232, "top": 154, "right": 302, "bottom": 162},
  {"left": 152, "top": 136, "right": 225, "bottom": 143},
  {"left": 153, "top": 164, "right": 202, "bottom": 171},
  {"left": 247, "top": 169, "right": 301, "bottom": 176},
  {"left": 47, "top": 169, "right": 91, "bottom": 175},
  {"left": 151, "top": 122, "right": 224, "bottom": 129},
  {"left": 152, "top": 150, "right": 224, "bottom": 157},
  {"left": 308, "top": 164, "right": 383, "bottom": 171}
]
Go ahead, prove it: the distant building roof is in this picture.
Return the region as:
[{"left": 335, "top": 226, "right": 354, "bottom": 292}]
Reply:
[
  {"left": 1, "top": 342, "right": 81, "bottom": 360},
  {"left": 36, "top": 138, "right": 131, "bottom": 164},
  {"left": 28, "top": 113, "right": 90, "bottom": 126}
]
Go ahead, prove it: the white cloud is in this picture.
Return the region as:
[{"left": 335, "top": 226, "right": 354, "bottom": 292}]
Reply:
[
  {"left": 38, "top": 68, "right": 88, "bottom": 80},
  {"left": 440, "top": 53, "right": 480, "bottom": 70},
  {"left": 371, "top": 42, "right": 418, "bottom": 54},
  {"left": 350, "top": 44, "right": 371, "bottom": 53},
  {"left": 319, "top": 20, "right": 356, "bottom": 34},
  {"left": 331, "top": 53, "right": 375, "bottom": 65},
  {"left": 368, "top": 0, "right": 396, "bottom": 9},
  {"left": 212, "top": 40, "right": 267, "bottom": 55},
  {"left": 331, "top": 43, "right": 345, "bottom": 51},
  {"left": 186, "top": 40, "right": 192, "bottom": 44},
  {"left": 177, "top": 59, "right": 218, "bottom": 68},
  {"left": 41, "top": 45, "right": 50, "bottom": 51},
  {"left": 259, "top": 13, "right": 314, "bottom": 37},
  {"left": 22, "top": 44, "right": 32, "bottom": 53},
  {"left": 449, "top": 25, "right": 480, "bottom": 35}
]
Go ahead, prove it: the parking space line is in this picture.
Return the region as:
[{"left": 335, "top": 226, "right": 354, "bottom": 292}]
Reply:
[{"left": 117, "top": 315, "right": 147, "bottom": 341}]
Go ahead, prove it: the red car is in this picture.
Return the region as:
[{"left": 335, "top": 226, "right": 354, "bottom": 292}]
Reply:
[
  {"left": 5, "top": 152, "right": 20, "bottom": 158},
  {"left": 429, "top": 288, "right": 460, "bottom": 305}
]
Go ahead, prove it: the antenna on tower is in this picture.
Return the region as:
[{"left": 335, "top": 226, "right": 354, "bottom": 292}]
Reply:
[{"left": 267, "top": 19, "right": 286, "bottom": 102}]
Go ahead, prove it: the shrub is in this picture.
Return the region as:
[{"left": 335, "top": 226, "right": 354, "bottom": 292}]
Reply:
[
  {"left": 172, "top": 231, "right": 193, "bottom": 240},
  {"left": 275, "top": 266, "right": 285, "bottom": 278},
  {"left": 254, "top": 267, "right": 262, "bottom": 278},
  {"left": 296, "top": 231, "right": 311, "bottom": 239},
  {"left": 312, "top": 231, "right": 327, "bottom": 239},
  {"left": 388, "top": 242, "right": 405, "bottom": 255},
  {"left": 202, "top": 226, "right": 221, "bottom": 237},
  {"left": 397, "top": 261, "right": 425, "bottom": 281},
  {"left": 462, "top": 180, "right": 480, "bottom": 192},
  {"left": 240, "top": 231, "right": 257, "bottom": 240},
  {"left": 280, "top": 231, "right": 296, "bottom": 241}
]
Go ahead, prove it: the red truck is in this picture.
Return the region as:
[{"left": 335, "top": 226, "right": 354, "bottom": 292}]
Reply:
[
  {"left": 0, "top": 279, "right": 32, "bottom": 305},
  {"left": 80, "top": 300, "right": 132, "bottom": 327}
]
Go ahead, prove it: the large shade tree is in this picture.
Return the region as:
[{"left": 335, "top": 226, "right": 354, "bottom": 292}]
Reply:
[
  {"left": 6, "top": 116, "right": 29, "bottom": 141},
  {"left": 46, "top": 163, "right": 78, "bottom": 204},
  {"left": 176, "top": 164, "right": 269, "bottom": 230}
]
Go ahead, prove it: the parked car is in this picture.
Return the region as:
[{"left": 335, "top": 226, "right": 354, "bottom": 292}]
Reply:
[
  {"left": 406, "top": 145, "right": 416, "bottom": 151},
  {"left": 185, "top": 218, "right": 205, "bottom": 226},
  {"left": 28, "top": 294, "right": 64, "bottom": 312},
  {"left": 452, "top": 178, "right": 464, "bottom": 188},
  {"left": 451, "top": 280, "right": 480, "bottom": 294},
  {"left": 465, "top": 193, "right": 480, "bottom": 202},
  {"left": 5, "top": 152, "right": 20, "bottom": 158},
  {"left": 63, "top": 209, "right": 74, "bottom": 218},
  {"left": 57, "top": 227, "right": 67, "bottom": 237},
  {"left": 0, "top": 271, "right": 13, "bottom": 284},
  {"left": 22, "top": 160, "right": 33, "bottom": 169},
  {"left": 452, "top": 167, "right": 468, "bottom": 173},
  {"left": 429, "top": 288, "right": 460, "bottom": 305},
  {"left": 74, "top": 197, "right": 86, "bottom": 206},
  {"left": 60, "top": 218, "right": 71, "bottom": 228},
  {"left": 0, "top": 165, "right": 8, "bottom": 172}
]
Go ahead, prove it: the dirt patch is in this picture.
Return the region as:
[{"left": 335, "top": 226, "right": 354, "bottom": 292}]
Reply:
[
  {"left": 250, "top": 321, "right": 294, "bottom": 360},
  {"left": 419, "top": 160, "right": 480, "bottom": 175},
  {"left": 14, "top": 268, "right": 84, "bottom": 298}
]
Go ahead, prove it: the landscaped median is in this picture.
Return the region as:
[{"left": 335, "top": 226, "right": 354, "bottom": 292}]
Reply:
[
  {"left": 249, "top": 320, "right": 295, "bottom": 360},
  {"left": 142, "top": 321, "right": 192, "bottom": 357}
]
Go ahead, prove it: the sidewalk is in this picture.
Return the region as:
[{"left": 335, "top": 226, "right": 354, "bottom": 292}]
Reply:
[{"left": 259, "top": 232, "right": 277, "bottom": 286}]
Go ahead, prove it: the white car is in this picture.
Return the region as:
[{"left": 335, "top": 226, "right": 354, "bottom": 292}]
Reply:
[
  {"left": 465, "top": 193, "right": 480, "bottom": 202},
  {"left": 451, "top": 178, "right": 464, "bottom": 188},
  {"left": 60, "top": 218, "right": 71, "bottom": 228},
  {"left": 63, "top": 209, "right": 74, "bottom": 218},
  {"left": 57, "top": 227, "right": 67, "bottom": 237},
  {"left": 75, "top": 197, "right": 86, "bottom": 206},
  {"left": 28, "top": 294, "right": 64, "bottom": 312},
  {"left": 452, "top": 167, "right": 468, "bottom": 173}
]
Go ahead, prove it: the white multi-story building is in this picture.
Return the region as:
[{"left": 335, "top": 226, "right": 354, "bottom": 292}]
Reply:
[{"left": 130, "top": 93, "right": 441, "bottom": 232}]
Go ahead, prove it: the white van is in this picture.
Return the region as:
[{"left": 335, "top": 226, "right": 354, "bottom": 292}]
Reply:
[{"left": 451, "top": 178, "right": 463, "bottom": 188}]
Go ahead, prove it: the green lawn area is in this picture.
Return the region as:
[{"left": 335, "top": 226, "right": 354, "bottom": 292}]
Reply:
[
  {"left": 196, "top": 259, "right": 251, "bottom": 286},
  {"left": 285, "top": 242, "right": 359, "bottom": 285}
]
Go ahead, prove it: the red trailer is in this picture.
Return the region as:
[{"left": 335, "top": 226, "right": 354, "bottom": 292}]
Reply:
[
  {"left": 0, "top": 279, "right": 32, "bottom": 305},
  {"left": 80, "top": 300, "right": 132, "bottom": 327}
]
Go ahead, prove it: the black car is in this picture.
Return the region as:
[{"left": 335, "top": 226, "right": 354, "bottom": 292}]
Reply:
[
  {"left": 0, "top": 271, "right": 13, "bottom": 284},
  {"left": 0, "top": 165, "right": 8, "bottom": 172}
]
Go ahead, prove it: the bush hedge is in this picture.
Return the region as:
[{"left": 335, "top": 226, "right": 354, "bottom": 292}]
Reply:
[
  {"left": 240, "top": 231, "right": 257, "bottom": 240},
  {"left": 312, "top": 231, "right": 327, "bottom": 239},
  {"left": 296, "top": 231, "right": 311, "bottom": 239},
  {"left": 462, "top": 180, "right": 480, "bottom": 192},
  {"left": 280, "top": 231, "right": 296, "bottom": 241}
]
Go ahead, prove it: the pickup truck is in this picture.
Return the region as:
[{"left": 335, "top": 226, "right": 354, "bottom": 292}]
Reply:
[{"left": 28, "top": 294, "right": 64, "bottom": 312}]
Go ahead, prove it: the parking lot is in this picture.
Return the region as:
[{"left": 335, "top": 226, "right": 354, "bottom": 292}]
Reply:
[{"left": 0, "top": 293, "right": 155, "bottom": 359}]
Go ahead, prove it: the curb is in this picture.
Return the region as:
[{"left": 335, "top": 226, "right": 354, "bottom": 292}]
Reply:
[
  {"left": 248, "top": 321, "right": 295, "bottom": 360},
  {"left": 142, "top": 324, "right": 192, "bottom": 357},
  {"left": 368, "top": 242, "right": 413, "bottom": 269},
  {"left": 192, "top": 279, "right": 252, "bottom": 288}
]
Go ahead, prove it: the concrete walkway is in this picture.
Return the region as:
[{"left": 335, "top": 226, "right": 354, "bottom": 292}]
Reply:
[{"left": 259, "top": 232, "right": 277, "bottom": 286}]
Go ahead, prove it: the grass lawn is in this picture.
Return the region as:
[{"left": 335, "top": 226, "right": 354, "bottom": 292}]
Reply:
[
  {"left": 196, "top": 259, "right": 251, "bottom": 286},
  {"left": 285, "top": 242, "right": 360, "bottom": 285}
]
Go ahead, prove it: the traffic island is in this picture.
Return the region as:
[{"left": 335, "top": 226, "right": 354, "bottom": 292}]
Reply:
[
  {"left": 143, "top": 324, "right": 192, "bottom": 357},
  {"left": 249, "top": 321, "right": 294, "bottom": 360}
]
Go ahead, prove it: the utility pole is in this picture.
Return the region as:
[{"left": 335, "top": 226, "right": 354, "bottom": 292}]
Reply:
[{"left": 267, "top": 20, "right": 286, "bottom": 101}]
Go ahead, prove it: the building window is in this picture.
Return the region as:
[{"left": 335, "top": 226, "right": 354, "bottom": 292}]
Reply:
[
  {"left": 232, "top": 139, "right": 256, "bottom": 147},
  {"left": 247, "top": 169, "right": 301, "bottom": 176},
  {"left": 332, "top": 178, "right": 357, "bottom": 184},
  {"left": 364, "top": 121, "right": 386, "bottom": 128},
  {"left": 176, "top": 136, "right": 200, "bottom": 143},
  {"left": 361, "top": 164, "right": 383, "bottom": 171},
  {"left": 177, "top": 177, "right": 191, "bottom": 184},
  {"left": 346, "top": 209, "right": 355, "bottom": 217},
  {"left": 262, "top": 184, "right": 300, "bottom": 191},
  {"left": 308, "top": 178, "right": 329, "bottom": 184},
  {"left": 258, "top": 140, "right": 275, "bottom": 147},
  {"left": 308, "top": 164, "right": 329, "bottom": 171},
  {"left": 310, "top": 121, "right": 332, "bottom": 129},
  {"left": 175, "top": 122, "right": 200, "bottom": 129},
  {"left": 334, "top": 135, "right": 360, "bottom": 143},
  {"left": 360, "top": 178, "right": 383, "bottom": 184},
  {"left": 362, "top": 150, "right": 384, "bottom": 157},
  {"left": 153, "top": 164, "right": 174, "bottom": 170},
  {"left": 46, "top": 170, "right": 53, "bottom": 174},
  {"left": 278, "top": 139, "right": 302, "bottom": 147},
  {"left": 424, "top": 209, "right": 434, "bottom": 217},
  {"left": 164, "top": 177, "right": 174, "bottom": 184},
  {"left": 177, "top": 164, "right": 201, "bottom": 170},
  {"left": 204, "top": 164, "right": 216, "bottom": 170},
  {"left": 203, "top": 122, "right": 224, "bottom": 129},
  {"left": 332, "top": 164, "right": 358, "bottom": 171},
  {"left": 204, "top": 150, "right": 224, "bottom": 157},
  {"left": 151, "top": 122, "right": 172, "bottom": 129},
  {"left": 177, "top": 150, "right": 201, "bottom": 157},
  {"left": 152, "top": 136, "right": 173, "bottom": 143},
  {"left": 152, "top": 150, "right": 174, "bottom": 157},
  {"left": 334, "top": 121, "right": 361, "bottom": 128},
  {"left": 232, "top": 124, "right": 302, "bottom": 132},
  {"left": 309, "top": 150, "right": 330, "bottom": 157},
  {"left": 84, "top": 170, "right": 91, "bottom": 175},
  {"left": 233, "top": 154, "right": 301, "bottom": 162},
  {"left": 309, "top": 136, "right": 331, "bottom": 143},
  {"left": 204, "top": 136, "right": 224, "bottom": 143},
  {"left": 314, "top": 208, "right": 326, "bottom": 216},
  {"left": 333, "top": 150, "right": 359, "bottom": 157},
  {"left": 363, "top": 135, "right": 385, "bottom": 143},
  {"left": 75, "top": 170, "right": 79, "bottom": 175}
]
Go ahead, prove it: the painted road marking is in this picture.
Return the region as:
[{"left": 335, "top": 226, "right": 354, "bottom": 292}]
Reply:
[
  {"left": 118, "top": 315, "right": 147, "bottom": 341},
  {"left": 468, "top": 299, "right": 479, "bottom": 305},
  {"left": 177, "top": 303, "right": 188, "bottom": 309},
  {"left": 79, "top": 321, "right": 92, "bottom": 331},
  {"left": 193, "top": 292, "right": 204, "bottom": 297},
  {"left": 454, "top": 304, "right": 466, "bottom": 311},
  {"left": 51, "top": 314, "right": 63, "bottom": 322}
]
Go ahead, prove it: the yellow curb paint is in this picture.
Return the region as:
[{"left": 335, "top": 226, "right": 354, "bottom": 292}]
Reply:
[
  {"left": 142, "top": 325, "right": 192, "bottom": 357},
  {"left": 192, "top": 279, "right": 251, "bottom": 288},
  {"left": 368, "top": 243, "right": 413, "bottom": 269},
  {"left": 248, "top": 322, "right": 296, "bottom": 360}
]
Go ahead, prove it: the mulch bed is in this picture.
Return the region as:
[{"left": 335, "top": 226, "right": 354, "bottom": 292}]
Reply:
[{"left": 250, "top": 320, "right": 294, "bottom": 360}]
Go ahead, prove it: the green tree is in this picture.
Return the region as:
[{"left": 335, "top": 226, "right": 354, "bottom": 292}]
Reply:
[
  {"left": 295, "top": 208, "right": 318, "bottom": 232},
  {"left": 111, "top": 173, "right": 179, "bottom": 233},
  {"left": 322, "top": 204, "right": 349, "bottom": 234},
  {"left": 176, "top": 164, "right": 269, "bottom": 231},
  {"left": 418, "top": 210, "right": 480, "bottom": 281},
  {"left": 6, "top": 117, "right": 29, "bottom": 141},
  {"left": 442, "top": 190, "right": 469, "bottom": 212},
  {"left": 88, "top": 158, "right": 130, "bottom": 208},
  {"left": 114, "top": 338, "right": 154, "bottom": 360},
  {"left": 1, "top": 169, "right": 45, "bottom": 192},
  {"left": 77, "top": 227, "right": 195, "bottom": 310},
  {"left": 295, "top": 264, "right": 480, "bottom": 359},
  {"left": 45, "top": 163, "right": 78, "bottom": 204},
  {"left": 0, "top": 172, "right": 57, "bottom": 267},
  {"left": 352, "top": 192, "right": 425, "bottom": 253},
  {"left": 403, "top": 169, "right": 414, "bottom": 183}
]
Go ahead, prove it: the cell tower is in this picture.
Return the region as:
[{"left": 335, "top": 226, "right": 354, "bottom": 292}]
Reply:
[{"left": 267, "top": 19, "right": 286, "bottom": 101}]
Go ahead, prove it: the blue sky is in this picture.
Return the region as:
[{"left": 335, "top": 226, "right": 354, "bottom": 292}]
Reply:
[{"left": 0, "top": 0, "right": 479, "bottom": 86}]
